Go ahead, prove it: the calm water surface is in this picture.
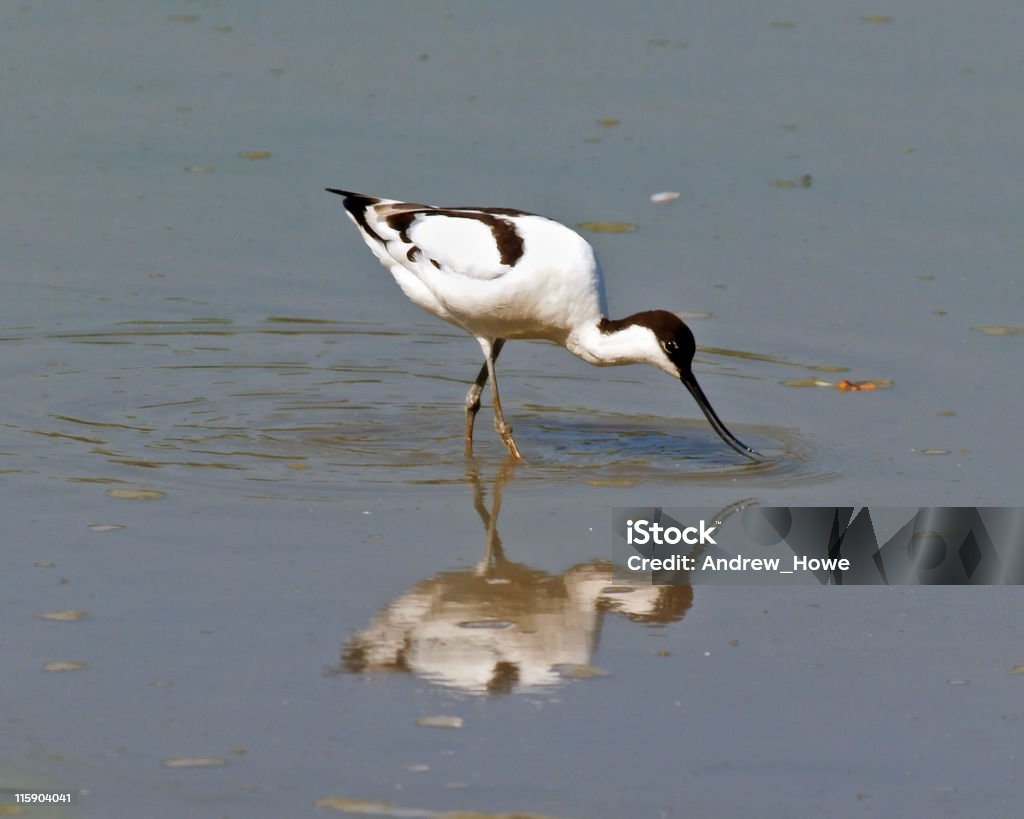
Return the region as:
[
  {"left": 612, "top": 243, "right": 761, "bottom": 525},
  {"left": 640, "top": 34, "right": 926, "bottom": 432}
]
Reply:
[{"left": 3, "top": 2, "right": 1022, "bottom": 817}]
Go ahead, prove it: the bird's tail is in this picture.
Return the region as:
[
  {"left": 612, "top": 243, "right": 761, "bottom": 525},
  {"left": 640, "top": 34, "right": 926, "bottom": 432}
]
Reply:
[
  {"left": 326, "top": 188, "right": 384, "bottom": 212},
  {"left": 325, "top": 188, "right": 394, "bottom": 242}
]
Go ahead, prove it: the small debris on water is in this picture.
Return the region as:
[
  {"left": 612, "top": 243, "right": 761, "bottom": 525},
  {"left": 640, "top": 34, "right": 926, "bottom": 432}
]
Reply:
[
  {"left": 416, "top": 715, "right": 463, "bottom": 729},
  {"left": 315, "top": 797, "right": 392, "bottom": 813},
  {"left": 43, "top": 661, "right": 87, "bottom": 672},
  {"left": 34, "top": 610, "right": 87, "bottom": 622},
  {"left": 106, "top": 488, "right": 165, "bottom": 500},
  {"left": 162, "top": 756, "right": 226, "bottom": 768},
  {"left": 552, "top": 663, "right": 608, "bottom": 679},
  {"left": 786, "top": 377, "right": 892, "bottom": 391},
  {"left": 769, "top": 174, "right": 813, "bottom": 189},
  {"left": 838, "top": 379, "right": 880, "bottom": 392},
  {"left": 782, "top": 378, "right": 835, "bottom": 388},
  {"left": 577, "top": 221, "right": 637, "bottom": 234}
]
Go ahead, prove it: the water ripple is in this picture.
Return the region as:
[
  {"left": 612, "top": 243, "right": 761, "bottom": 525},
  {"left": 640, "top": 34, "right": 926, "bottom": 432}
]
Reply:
[{"left": 1, "top": 318, "right": 834, "bottom": 497}]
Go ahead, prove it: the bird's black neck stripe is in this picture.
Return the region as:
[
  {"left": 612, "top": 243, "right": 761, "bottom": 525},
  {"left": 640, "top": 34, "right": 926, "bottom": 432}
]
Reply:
[{"left": 598, "top": 311, "right": 679, "bottom": 337}]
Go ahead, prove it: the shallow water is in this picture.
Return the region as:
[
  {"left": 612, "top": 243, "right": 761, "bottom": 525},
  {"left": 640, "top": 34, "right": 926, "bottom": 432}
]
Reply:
[
  {"left": 5, "top": 317, "right": 831, "bottom": 498},
  {"left": 3, "top": 1, "right": 1023, "bottom": 817}
]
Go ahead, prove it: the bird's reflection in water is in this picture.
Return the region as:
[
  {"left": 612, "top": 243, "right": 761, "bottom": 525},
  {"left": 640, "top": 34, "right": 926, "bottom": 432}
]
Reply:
[{"left": 335, "top": 461, "right": 695, "bottom": 695}]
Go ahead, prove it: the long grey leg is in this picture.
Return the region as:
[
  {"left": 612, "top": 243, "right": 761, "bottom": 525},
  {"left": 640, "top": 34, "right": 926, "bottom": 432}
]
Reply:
[
  {"left": 485, "top": 344, "right": 522, "bottom": 460},
  {"left": 464, "top": 338, "right": 505, "bottom": 455}
]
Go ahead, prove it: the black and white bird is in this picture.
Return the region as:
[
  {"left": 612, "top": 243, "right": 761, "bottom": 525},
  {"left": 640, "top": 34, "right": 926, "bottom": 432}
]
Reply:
[{"left": 327, "top": 188, "right": 759, "bottom": 461}]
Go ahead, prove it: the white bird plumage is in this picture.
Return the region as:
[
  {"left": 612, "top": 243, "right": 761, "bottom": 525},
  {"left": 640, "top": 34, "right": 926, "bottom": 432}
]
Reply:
[{"left": 327, "top": 188, "right": 759, "bottom": 461}]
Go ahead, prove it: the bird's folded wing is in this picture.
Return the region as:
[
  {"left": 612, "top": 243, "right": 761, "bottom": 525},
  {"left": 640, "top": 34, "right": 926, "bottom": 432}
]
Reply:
[{"left": 372, "top": 207, "right": 529, "bottom": 281}]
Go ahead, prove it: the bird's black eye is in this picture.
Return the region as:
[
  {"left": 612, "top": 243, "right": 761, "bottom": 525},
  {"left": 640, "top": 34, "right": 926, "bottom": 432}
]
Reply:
[{"left": 663, "top": 341, "right": 678, "bottom": 354}]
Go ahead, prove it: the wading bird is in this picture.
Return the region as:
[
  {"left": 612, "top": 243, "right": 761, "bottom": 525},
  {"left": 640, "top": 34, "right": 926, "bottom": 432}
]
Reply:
[{"left": 327, "top": 188, "right": 759, "bottom": 461}]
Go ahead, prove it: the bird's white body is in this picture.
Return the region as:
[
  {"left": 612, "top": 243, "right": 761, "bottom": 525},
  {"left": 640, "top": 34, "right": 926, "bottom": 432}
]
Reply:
[
  {"left": 328, "top": 188, "right": 759, "bottom": 460},
  {"left": 345, "top": 197, "right": 609, "bottom": 347}
]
